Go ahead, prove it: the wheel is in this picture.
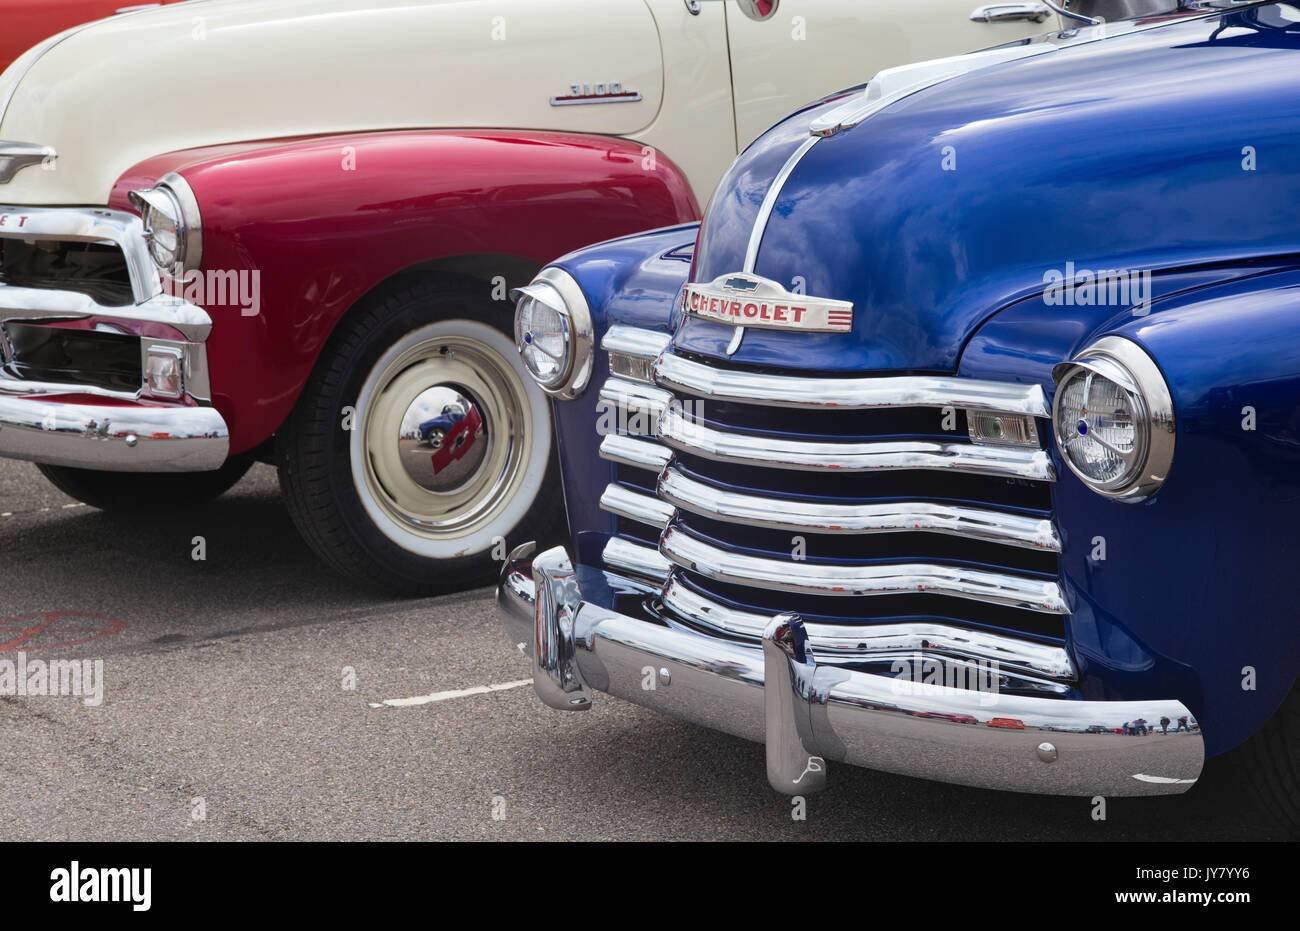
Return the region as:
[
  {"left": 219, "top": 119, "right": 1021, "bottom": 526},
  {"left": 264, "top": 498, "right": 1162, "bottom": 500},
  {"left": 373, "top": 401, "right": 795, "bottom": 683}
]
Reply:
[
  {"left": 1234, "top": 677, "right": 1300, "bottom": 837},
  {"left": 276, "top": 274, "right": 565, "bottom": 595},
  {"left": 36, "top": 455, "right": 254, "bottom": 512}
]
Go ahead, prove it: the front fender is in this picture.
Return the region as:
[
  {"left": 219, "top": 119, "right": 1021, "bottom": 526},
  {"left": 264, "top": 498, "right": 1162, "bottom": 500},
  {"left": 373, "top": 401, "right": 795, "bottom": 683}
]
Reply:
[
  {"left": 106, "top": 131, "right": 700, "bottom": 452},
  {"left": 962, "top": 263, "right": 1300, "bottom": 755}
]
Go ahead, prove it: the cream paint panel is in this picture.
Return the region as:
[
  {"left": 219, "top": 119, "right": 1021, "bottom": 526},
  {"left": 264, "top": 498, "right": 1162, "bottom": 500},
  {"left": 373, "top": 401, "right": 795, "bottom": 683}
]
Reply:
[
  {"left": 0, "top": 0, "right": 664, "bottom": 204},
  {"left": 726, "top": 0, "right": 1058, "bottom": 148},
  {"left": 632, "top": 0, "right": 735, "bottom": 208}
]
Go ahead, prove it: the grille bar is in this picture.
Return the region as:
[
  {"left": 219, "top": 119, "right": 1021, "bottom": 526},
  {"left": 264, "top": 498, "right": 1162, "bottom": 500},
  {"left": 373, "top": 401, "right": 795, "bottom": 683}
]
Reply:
[
  {"left": 598, "top": 434, "right": 671, "bottom": 472},
  {"left": 598, "top": 376, "right": 673, "bottom": 423},
  {"left": 602, "top": 536, "right": 670, "bottom": 583},
  {"left": 655, "top": 351, "right": 1050, "bottom": 416},
  {"left": 600, "top": 482, "right": 674, "bottom": 527},
  {"left": 661, "top": 523, "right": 1068, "bottom": 614},
  {"left": 658, "top": 464, "right": 1059, "bottom": 551},
  {"left": 660, "top": 576, "right": 1075, "bottom": 680},
  {"left": 659, "top": 406, "right": 1056, "bottom": 481}
]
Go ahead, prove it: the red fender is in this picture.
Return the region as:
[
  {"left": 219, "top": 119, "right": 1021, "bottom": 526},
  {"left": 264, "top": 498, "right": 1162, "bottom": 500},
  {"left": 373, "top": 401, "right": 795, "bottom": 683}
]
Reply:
[{"left": 108, "top": 130, "right": 700, "bottom": 452}]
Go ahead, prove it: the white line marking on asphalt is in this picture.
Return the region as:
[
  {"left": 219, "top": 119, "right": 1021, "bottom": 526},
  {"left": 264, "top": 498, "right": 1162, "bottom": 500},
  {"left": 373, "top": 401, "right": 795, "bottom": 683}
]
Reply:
[{"left": 369, "top": 678, "right": 532, "bottom": 708}]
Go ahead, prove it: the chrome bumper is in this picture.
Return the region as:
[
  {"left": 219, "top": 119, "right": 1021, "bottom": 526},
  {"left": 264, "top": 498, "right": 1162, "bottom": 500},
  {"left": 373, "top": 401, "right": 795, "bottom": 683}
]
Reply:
[
  {"left": 0, "top": 381, "right": 229, "bottom": 471},
  {"left": 499, "top": 543, "right": 1205, "bottom": 797}
]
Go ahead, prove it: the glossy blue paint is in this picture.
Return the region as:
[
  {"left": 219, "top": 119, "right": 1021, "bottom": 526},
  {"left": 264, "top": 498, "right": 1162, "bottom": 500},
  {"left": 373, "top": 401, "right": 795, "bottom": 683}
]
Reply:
[
  {"left": 543, "top": 2, "right": 1300, "bottom": 757},
  {"left": 687, "top": 4, "right": 1300, "bottom": 373}
]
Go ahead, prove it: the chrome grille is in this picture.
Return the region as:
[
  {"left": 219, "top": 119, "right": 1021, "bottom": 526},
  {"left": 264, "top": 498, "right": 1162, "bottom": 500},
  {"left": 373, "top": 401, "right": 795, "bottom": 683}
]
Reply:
[{"left": 594, "top": 325, "right": 1073, "bottom": 688}]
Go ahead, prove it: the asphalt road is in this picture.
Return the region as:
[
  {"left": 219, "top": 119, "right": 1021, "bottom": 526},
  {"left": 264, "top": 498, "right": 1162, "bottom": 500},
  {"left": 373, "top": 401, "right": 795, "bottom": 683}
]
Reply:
[{"left": 0, "top": 458, "right": 1285, "bottom": 840}]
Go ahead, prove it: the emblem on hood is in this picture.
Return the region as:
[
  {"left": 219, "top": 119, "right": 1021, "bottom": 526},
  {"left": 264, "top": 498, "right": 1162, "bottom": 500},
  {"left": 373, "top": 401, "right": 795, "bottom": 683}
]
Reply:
[
  {"left": 550, "top": 82, "right": 642, "bottom": 106},
  {"left": 683, "top": 273, "right": 853, "bottom": 334}
]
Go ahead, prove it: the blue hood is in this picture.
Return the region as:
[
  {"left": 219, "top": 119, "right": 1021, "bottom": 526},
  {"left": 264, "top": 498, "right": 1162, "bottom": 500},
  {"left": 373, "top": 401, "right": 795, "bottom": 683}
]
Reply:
[{"left": 681, "top": 3, "right": 1300, "bottom": 373}]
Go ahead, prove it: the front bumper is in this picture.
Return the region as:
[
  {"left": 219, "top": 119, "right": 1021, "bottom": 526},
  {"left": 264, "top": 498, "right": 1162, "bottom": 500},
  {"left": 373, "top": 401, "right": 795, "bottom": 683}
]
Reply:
[
  {"left": 499, "top": 543, "right": 1205, "bottom": 796},
  {"left": 0, "top": 381, "right": 228, "bottom": 471}
]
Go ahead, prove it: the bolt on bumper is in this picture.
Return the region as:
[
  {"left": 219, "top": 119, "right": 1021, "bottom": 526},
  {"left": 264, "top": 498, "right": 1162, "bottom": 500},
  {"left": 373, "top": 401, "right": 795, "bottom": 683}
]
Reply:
[{"left": 498, "top": 543, "right": 1205, "bottom": 797}]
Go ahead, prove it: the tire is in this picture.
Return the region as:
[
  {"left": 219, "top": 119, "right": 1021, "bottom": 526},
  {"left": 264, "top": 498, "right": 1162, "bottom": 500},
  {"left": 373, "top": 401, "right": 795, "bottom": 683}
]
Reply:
[
  {"left": 276, "top": 274, "right": 565, "bottom": 595},
  {"left": 36, "top": 455, "right": 255, "bottom": 512},
  {"left": 1233, "top": 677, "right": 1300, "bottom": 837}
]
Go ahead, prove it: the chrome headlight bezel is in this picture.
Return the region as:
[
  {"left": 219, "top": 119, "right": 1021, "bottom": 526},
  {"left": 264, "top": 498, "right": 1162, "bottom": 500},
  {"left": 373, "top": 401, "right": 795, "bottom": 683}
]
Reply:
[
  {"left": 511, "top": 267, "right": 594, "bottom": 400},
  {"left": 128, "top": 171, "right": 202, "bottom": 276},
  {"left": 1051, "top": 335, "right": 1175, "bottom": 502}
]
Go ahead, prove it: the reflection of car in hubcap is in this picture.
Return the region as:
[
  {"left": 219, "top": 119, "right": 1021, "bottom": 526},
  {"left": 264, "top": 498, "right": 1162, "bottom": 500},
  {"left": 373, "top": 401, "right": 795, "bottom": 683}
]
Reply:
[
  {"left": 400, "top": 389, "right": 489, "bottom": 491},
  {"left": 354, "top": 328, "right": 533, "bottom": 546}
]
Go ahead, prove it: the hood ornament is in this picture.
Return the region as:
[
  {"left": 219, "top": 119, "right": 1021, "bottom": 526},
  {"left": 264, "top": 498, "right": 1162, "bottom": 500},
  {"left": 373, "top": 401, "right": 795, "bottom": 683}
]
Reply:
[
  {"left": 683, "top": 272, "right": 853, "bottom": 355},
  {"left": 0, "top": 142, "right": 55, "bottom": 184}
]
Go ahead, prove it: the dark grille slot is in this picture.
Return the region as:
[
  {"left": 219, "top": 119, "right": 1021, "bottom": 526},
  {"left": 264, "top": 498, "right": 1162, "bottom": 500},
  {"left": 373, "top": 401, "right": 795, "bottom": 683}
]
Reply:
[
  {"left": 615, "top": 463, "right": 658, "bottom": 492},
  {"left": 672, "top": 452, "right": 1054, "bottom": 510},
  {"left": 676, "top": 397, "right": 975, "bottom": 441},
  {"left": 0, "top": 239, "right": 133, "bottom": 306},
  {"left": 674, "top": 571, "right": 1067, "bottom": 643},
  {"left": 678, "top": 513, "right": 1059, "bottom": 574},
  {"left": 616, "top": 517, "right": 661, "bottom": 546},
  {"left": 2, "top": 323, "right": 141, "bottom": 393}
]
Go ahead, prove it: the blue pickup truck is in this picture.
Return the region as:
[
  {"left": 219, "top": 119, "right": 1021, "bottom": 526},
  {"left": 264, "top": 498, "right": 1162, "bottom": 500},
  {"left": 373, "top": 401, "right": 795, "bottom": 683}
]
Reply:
[{"left": 499, "top": 1, "right": 1300, "bottom": 827}]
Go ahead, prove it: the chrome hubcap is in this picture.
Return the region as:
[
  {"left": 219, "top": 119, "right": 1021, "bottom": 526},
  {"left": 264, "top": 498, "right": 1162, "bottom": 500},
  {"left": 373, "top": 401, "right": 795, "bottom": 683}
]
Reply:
[{"left": 360, "top": 335, "right": 530, "bottom": 539}]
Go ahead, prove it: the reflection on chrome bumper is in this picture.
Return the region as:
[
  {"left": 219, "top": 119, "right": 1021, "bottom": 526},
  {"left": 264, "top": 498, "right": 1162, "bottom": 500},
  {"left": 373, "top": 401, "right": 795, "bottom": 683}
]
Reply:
[
  {"left": 498, "top": 544, "right": 1204, "bottom": 797},
  {"left": 0, "top": 387, "right": 228, "bottom": 471}
]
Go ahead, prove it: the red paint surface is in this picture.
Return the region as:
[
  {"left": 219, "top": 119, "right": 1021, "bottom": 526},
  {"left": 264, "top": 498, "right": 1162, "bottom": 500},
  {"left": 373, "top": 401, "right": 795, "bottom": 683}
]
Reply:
[
  {"left": 0, "top": 612, "right": 125, "bottom": 651},
  {"left": 109, "top": 130, "right": 700, "bottom": 453}
]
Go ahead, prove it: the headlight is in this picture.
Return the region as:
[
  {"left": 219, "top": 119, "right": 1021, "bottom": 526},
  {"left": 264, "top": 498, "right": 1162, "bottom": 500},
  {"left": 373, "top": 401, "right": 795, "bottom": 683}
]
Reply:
[
  {"left": 1051, "top": 335, "right": 1175, "bottom": 502},
  {"left": 511, "top": 267, "right": 593, "bottom": 399},
  {"left": 128, "top": 171, "right": 202, "bottom": 275}
]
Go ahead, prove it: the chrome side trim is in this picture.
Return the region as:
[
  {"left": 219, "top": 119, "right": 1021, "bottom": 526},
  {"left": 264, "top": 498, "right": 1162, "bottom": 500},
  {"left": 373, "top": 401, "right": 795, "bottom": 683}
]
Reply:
[
  {"left": 601, "top": 325, "right": 672, "bottom": 359},
  {"left": 661, "top": 523, "right": 1068, "bottom": 614},
  {"left": 743, "top": 135, "right": 818, "bottom": 273},
  {"left": 658, "top": 465, "right": 1059, "bottom": 551},
  {"left": 598, "top": 434, "right": 671, "bottom": 472},
  {"left": 0, "top": 205, "right": 164, "bottom": 306},
  {"left": 498, "top": 547, "right": 1204, "bottom": 797},
  {"left": 0, "top": 142, "right": 55, "bottom": 184},
  {"left": 655, "top": 351, "right": 1050, "bottom": 416},
  {"left": 657, "top": 406, "right": 1056, "bottom": 482},
  {"left": 601, "top": 536, "right": 671, "bottom": 583},
  {"left": 599, "top": 483, "right": 675, "bottom": 527},
  {"left": 659, "top": 576, "right": 1075, "bottom": 679}
]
